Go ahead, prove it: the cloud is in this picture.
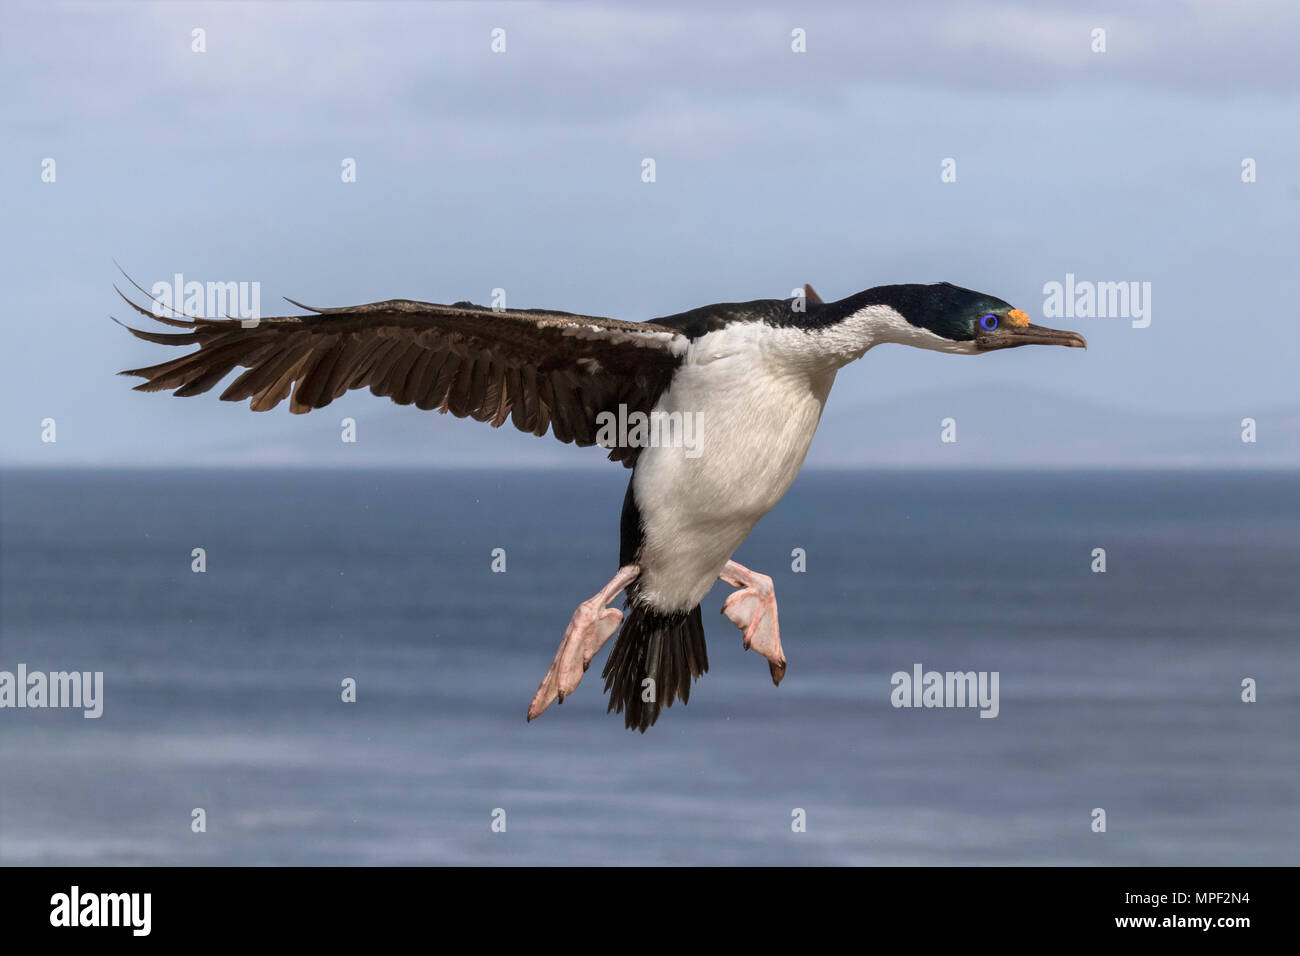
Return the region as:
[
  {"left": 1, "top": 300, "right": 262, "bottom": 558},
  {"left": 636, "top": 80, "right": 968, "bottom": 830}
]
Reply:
[
  {"left": 4, "top": 1, "right": 1296, "bottom": 158},
  {"left": 1, "top": 1, "right": 1296, "bottom": 467}
]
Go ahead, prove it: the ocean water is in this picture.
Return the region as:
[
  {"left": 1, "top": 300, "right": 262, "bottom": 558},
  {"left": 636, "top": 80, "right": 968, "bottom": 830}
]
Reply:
[{"left": 0, "top": 468, "right": 1297, "bottom": 866}]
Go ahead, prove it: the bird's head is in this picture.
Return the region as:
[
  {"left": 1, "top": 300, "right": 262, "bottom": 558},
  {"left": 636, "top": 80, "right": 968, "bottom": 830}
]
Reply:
[{"left": 844, "top": 282, "right": 1087, "bottom": 354}]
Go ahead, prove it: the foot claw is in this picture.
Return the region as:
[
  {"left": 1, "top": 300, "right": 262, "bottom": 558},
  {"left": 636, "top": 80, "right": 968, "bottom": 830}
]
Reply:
[
  {"left": 527, "top": 602, "right": 623, "bottom": 722},
  {"left": 721, "top": 571, "right": 786, "bottom": 684}
]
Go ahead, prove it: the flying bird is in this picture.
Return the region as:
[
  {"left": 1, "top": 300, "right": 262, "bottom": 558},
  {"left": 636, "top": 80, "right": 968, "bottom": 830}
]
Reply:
[{"left": 115, "top": 278, "right": 1085, "bottom": 730}]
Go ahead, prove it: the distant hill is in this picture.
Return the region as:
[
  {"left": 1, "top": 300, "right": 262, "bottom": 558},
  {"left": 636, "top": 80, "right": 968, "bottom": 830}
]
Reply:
[
  {"left": 13, "top": 380, "right": 1293, "bottom": 470},
  {"left": 156, "top": 383, "right": 1298, "bottom": 470},
  {"left": 808, "top": 384, "right": 1298, "bottom": 468}
]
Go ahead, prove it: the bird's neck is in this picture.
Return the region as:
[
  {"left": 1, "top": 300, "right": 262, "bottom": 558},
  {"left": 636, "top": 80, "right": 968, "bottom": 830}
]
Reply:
[
  {"left": 813, "top": 304, "right": 913, "bottom": 365},
  {"left": 816, "top": 303, "right": 972, "bottom": 365}
]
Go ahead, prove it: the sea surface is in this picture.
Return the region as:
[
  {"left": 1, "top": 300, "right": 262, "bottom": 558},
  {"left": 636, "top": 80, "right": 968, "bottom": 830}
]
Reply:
[{"left": 0, "top": 469, "right": 1297, "bottom": 865}]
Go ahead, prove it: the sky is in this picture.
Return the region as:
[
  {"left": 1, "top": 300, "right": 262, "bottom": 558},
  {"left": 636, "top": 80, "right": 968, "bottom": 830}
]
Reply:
[{"left": 1, "top": 0, "right": 1297, "bottom": 468}]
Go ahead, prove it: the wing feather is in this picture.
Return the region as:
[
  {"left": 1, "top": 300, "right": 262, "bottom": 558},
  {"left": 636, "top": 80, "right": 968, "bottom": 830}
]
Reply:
[
  {"left": 116, "top": 289, "right": 687, "bottom": 466},
  {"left": 415, "top": 351, "right": 453, "bottom": 411}
]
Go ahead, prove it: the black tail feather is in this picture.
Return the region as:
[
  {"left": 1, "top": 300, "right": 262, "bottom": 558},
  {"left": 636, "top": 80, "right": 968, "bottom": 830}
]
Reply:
[{"left": 601, "top": 601, "right": 708, "bottom": 732}]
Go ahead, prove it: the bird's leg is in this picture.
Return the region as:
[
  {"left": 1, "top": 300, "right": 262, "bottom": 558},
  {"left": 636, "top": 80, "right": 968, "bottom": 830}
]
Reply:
[
  {"left": 526, "top": 564, "right": 640, "bottom": 722},
  {"left": 720, "top": 560, "right": 786, "bottom": 685}
]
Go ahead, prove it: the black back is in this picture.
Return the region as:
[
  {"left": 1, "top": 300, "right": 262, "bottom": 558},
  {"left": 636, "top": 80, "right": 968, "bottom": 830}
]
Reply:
[{"left": 651, "top": 282, "right": 1012, "bottom": 343}]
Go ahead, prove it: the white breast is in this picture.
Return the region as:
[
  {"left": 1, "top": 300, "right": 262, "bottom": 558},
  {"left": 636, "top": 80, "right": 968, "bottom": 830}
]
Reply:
[{"left": 631, "top": 322, "right": 838, "bottom": 611}]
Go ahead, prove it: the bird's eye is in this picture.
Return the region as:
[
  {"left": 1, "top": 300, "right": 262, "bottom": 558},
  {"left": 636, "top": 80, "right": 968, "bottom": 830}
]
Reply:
[{"left": 979, "top": 313, "right": 999, "bottom": 331}]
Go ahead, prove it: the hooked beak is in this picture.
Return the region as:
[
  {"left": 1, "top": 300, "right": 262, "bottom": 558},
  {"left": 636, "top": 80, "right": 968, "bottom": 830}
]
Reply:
[{"left": 976, "top": 310, "right": 1087, "bottom": 352}]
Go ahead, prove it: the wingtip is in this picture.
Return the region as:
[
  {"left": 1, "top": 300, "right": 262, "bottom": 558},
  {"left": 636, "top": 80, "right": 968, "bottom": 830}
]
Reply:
[
  {"left": 112, "top": 270, "right": 210, "bottom": 324},
  {"left": 112, "top": 283, "right": 182, "bottom": 325}
]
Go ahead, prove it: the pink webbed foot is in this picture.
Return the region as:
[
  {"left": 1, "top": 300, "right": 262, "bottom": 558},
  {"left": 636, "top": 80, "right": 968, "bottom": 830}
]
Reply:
[
  {"left": 526, "top": 565, "right": 639, "bottom": 722},
  {"left": 720, "top": 561, "right": 786, "bottom": 685}
]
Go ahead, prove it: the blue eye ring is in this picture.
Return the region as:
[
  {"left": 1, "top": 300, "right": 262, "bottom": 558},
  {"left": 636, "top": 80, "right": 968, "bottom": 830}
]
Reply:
[{"left": 979, "top": 313, "right": 999, "bottom": 330}]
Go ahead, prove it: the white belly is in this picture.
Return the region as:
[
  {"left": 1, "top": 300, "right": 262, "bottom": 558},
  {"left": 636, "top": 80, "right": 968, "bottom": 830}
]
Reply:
[{"left": 631, "top": 323, "right": 837, "bottom": 611}]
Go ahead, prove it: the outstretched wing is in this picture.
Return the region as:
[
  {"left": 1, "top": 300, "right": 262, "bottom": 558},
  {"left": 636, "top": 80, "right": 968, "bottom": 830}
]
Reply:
[{"left": 116, "top": 288, "right": 689, "bottom": 466}]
